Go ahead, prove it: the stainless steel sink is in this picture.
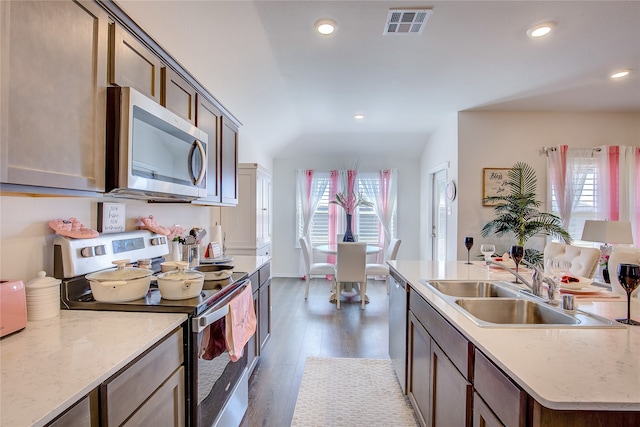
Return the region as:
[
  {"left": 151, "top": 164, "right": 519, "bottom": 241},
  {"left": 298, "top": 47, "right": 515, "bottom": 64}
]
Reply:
[
  {"left": 419, "top": 279, "right": 624, "bottom": 328},
  {"left": 424, "top": 280, "right": 519, "bottom": 298},
  {"left": 455, "top": 298, "right": 577, "bottom": 325},
  {"left": 452, "top": 298, "right": 623, "bottom": 328}
]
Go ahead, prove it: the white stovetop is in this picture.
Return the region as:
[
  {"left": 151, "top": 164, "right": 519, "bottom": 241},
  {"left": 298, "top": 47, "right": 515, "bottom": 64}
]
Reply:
[
  {"left": 0, "top": 310, "right": 187, "bottom": 427},
  {"left": 390, "top": 260, "right": 640, "bottom": 412}
]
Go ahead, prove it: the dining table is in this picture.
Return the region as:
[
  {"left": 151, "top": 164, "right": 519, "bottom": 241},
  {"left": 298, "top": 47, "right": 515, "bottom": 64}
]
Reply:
[
  {"left": 314, "top": 243, "right": 382, "bottom": 304},
  {"left": 315, "top": 244, "right": 383, "bottom": 255}
]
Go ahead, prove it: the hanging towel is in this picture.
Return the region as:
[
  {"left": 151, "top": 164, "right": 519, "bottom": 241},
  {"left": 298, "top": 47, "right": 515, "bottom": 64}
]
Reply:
[
  {"left": 200, "top": 317, "right": 227, "bottom": 360},
  {"left": 225, "top": 284, "right": 256, "bottom": 362}
]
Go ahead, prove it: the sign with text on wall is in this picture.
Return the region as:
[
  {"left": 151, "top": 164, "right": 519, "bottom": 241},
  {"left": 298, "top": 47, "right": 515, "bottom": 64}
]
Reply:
[
  {"left": 482, "top": 168, "right": 510, "bottom": 206},
  {"left": 97, "top": 202, "right": 126, "bottom": 233}
]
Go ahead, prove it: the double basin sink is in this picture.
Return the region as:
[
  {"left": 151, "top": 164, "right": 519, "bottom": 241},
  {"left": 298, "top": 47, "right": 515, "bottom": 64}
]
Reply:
[{"left": 419, "top": 280, "right": 623, "bottom": 328}]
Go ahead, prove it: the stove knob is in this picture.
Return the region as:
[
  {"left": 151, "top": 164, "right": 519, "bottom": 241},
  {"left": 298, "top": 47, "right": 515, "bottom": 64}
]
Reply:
[
  {"left": 94, "top": 245, "right": 106, "bottom": 256},
  {"left": 80, "top": 246, "right": 95, "bottom": 257},
  {"left": 150, "top": 237, "right": 166, "bottom": 246}
]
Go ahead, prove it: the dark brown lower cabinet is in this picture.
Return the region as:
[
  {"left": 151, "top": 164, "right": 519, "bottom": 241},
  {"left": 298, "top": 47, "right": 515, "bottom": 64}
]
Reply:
[
  {"left": 473, "top": 393, "right": 503, "bottom": 427},
  {"left": 408, "top": 311, "right": 431, "bottom": 426},
  {"left": 408, "top": 289, "right": 473, "bottom": 427},
  {"left": 247, "top": 261, "right": 271, "bottom": 377},
  {"left": 259, "top": 277, "right": 271, "bottom": 351},
  {"left": 431, "top": 342, "right": 472, "bottom": 426},
  {"left": 247, "top": 276, "right": 260, "bottom": 374},
  {"left": 474, "top": 350, "right": 526, "bottom": 427}
]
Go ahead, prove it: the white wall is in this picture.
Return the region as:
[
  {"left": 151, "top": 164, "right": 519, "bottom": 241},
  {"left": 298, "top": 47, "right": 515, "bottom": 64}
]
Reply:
[
  {"left": 0, "top": 194, "right": 217, "bottom": 282},
  {"left": 455, "top": 111, "right": 640, "bottom": 261},
  {"left": 419, "top": 113, "right": 459, "bottom": 260},
  {"left": 271, "top": 154, "right": 422, "bottom": 277}
]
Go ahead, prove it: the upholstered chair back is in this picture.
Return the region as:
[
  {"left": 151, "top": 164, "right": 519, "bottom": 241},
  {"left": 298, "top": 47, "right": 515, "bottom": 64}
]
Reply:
[{"left": 543, "top": 242, "right": 601, "bottom": 278}]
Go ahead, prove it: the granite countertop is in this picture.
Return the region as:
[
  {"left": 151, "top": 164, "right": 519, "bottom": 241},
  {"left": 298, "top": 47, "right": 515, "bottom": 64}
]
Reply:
[
  {"left": 0, "top": 310, "right": 187, "bottom": 427},
  {"left": 389, "top": 260, "right": 640, "bottom": 412}
]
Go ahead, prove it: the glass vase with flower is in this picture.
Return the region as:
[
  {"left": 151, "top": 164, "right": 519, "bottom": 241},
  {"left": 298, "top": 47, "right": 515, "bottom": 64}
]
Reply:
[{"left": 330, "top": 190, "right": 373, "bottom": 242}]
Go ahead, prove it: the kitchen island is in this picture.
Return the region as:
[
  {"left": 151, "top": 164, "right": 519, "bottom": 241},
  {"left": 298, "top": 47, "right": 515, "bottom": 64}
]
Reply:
[
  {"left": 390, "top": 260, "right": 640, "bottom": 426},
  {"left": 0, "top": 310, "right": 187, "bottom": 426}
]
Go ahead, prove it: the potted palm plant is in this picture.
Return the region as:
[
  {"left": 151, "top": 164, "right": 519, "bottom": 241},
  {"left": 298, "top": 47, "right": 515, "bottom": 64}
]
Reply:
[{"left": 480, "top": 162, "right": 571, "bottom": 265}]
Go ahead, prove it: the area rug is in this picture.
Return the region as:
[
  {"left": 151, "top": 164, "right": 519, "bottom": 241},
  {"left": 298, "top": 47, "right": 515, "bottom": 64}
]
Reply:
[{"left": 291, "top": 357, "right": 419, "bottom": 427}]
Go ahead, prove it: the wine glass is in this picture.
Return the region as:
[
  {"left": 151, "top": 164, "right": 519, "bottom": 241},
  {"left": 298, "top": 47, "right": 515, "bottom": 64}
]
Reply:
[
  {"left": 480, "top": 244, "right": 495, "bottom": 271},
  {"left": 464, "top": 237, "right": 474, "bottom": 265},
  {"left": 509, "top": 245, "right": 524, "bottom": 283},
  {"left": 616, "top": 263, "right": 640, "bottom": 326},
  {"left": 546, "top": 257, "right": 571, "bottom": 281}
]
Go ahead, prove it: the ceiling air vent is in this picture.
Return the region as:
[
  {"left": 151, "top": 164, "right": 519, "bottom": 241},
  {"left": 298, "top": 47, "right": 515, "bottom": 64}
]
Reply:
[{"left": 383, "top": 8, "right": 433, "bottom": 35}]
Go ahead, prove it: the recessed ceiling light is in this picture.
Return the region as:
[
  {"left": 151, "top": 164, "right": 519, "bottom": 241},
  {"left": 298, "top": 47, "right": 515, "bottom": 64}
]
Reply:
[
  {"left": 527, "top": 22, "right": 556, "bottom": 39},
  {"left": 354, "top": 114, "right": 365, "bottom": 120},
  {"left": 315, "top": 19, "right": 336, "bottom": 35},
  {"left": 610, "top": 69, "right": 631, "bottom": 79}
]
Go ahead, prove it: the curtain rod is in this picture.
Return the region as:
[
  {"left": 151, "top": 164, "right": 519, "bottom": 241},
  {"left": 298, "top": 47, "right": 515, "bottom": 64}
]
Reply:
[{"left": 539, "top": 146, "right": 602, "bottom": 156}]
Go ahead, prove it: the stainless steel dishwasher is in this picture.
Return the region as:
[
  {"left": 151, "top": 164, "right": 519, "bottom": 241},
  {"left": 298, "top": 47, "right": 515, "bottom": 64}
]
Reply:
[{"left": 389, "top": 269, "right": 408, "bottom": 394}]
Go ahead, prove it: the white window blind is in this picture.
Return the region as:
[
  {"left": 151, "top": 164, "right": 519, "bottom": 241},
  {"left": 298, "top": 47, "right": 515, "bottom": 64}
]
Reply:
[{"left": 550, "top": 158, "right": 598, "bottom": 243}]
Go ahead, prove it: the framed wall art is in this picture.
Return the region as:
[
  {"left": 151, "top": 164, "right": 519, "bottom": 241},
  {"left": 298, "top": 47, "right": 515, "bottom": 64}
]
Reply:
[{"left": 482, "top": 168, "right": 510, "bottom": 206}]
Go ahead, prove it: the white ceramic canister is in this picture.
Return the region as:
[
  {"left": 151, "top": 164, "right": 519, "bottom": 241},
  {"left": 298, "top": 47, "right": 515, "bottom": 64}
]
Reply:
[{"left": 25, "top": 271, "right": 61, "bottom": 321}]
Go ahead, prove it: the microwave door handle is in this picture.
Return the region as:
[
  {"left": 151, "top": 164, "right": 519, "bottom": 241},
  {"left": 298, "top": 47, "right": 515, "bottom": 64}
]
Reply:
[{"left": 188, "top": 139, "right": 207, "bottom": 186}]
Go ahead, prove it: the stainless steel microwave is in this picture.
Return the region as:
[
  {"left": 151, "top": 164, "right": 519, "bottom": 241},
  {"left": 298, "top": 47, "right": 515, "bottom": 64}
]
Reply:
[{"left": 105, "top": 86, "right": 208, "bottom": 201}]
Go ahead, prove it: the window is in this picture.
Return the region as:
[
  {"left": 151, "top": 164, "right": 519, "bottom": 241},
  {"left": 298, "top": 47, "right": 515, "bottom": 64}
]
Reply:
[
  {"left": 296, "top": 171, "right": 396, "bottom": 246},
  {"left": 550, "top": 158, "right": 598, "bottom": 242},
  {"left": 548, "top": 145, "right": 639, "bottom": 247}
]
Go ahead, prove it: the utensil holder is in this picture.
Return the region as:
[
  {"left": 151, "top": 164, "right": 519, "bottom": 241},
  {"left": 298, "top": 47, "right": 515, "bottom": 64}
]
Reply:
[{"left": 181, "top": 244, "right": 200, "bottom": 268}]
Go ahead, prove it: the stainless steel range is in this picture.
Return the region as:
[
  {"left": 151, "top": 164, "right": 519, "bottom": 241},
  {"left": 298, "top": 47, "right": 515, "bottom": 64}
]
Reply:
[{"left": 53, "top": 230, "right": 251, "bottom": 427}]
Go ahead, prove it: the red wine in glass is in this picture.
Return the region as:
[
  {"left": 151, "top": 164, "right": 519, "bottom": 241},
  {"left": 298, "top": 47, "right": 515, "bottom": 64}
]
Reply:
[
  {"left": 616, "top": 263, "right": 640, "bottom": 326},
  {"left": 464, "top": 237, "right": 474, "bottom": 264},
  {"left": 510, "top": 245, "right": 524, "bottom": 284}
]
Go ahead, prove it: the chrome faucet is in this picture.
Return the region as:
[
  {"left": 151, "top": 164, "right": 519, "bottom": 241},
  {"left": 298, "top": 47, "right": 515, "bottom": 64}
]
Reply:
[{"left": 485, "top": 259, "right": 558, "bottom": 305}]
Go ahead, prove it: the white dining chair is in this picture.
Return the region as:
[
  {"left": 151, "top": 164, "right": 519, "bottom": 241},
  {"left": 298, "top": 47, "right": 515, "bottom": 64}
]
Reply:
[
  {"left": 366, "top": 239, "right": 401, "bottom": 294},
  {"left": 299, "top": 237, "right": 335, "bottom": 299},
  {"left": 543, "top": 242, "right": 601, "bottom": 278},
  {"left": 334, "top": 242, "right": 367, "bottom": 309}
]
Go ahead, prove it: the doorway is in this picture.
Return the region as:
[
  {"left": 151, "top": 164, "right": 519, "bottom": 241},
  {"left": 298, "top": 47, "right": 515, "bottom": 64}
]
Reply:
[{"left": 431, "top": 168, "right": 447, "bottom": 261}]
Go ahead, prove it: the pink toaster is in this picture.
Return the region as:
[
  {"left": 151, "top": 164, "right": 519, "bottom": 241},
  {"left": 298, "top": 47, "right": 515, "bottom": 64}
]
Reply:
[{"left": 0, "top": 280, "right": 27, "bottom": 337}]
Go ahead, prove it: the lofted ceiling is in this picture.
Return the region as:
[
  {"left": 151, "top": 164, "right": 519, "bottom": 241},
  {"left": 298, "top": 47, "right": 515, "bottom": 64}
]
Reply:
[{"left": 114, "top": 1, "right": 640, "bottom": 159}]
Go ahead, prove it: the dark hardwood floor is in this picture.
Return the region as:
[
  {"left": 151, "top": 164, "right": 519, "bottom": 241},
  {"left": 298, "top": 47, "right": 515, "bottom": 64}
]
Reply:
[{"left": 240, "top": 276, "right": 391, "bottom": 427}]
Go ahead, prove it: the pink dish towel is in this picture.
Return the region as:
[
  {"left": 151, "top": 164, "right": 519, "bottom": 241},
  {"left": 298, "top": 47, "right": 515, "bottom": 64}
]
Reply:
[{"left": 225, "top": 285, "right": 257, "bottom": 362}]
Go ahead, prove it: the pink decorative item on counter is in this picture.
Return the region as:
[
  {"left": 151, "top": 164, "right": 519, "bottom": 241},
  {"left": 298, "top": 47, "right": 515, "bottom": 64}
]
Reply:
[
  {"left": 48, "top": 218, "right": 99, "bottom": 238},
  {"left": 139, "top": 215, "right": 170, "bottom": 235},
  {"left": 0, "top": 280, "right": 27, "bottom": 336},
  {"left": 167, "top": 224, "right": 187, "bottom": 242}
]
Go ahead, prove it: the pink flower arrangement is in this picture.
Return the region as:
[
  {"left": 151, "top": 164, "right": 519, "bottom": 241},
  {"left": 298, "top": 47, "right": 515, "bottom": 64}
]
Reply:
[{"left": 168, "top": 225, "right": 187, "bottom": 242}]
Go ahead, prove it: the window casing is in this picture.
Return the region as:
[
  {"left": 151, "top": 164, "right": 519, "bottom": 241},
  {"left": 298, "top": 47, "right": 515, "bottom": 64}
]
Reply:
[{"left": 296, "top": 173, "right": 395, "bottom": 246}]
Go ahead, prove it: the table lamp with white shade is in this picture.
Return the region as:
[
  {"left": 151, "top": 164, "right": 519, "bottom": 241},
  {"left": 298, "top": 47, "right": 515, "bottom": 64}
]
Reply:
[{"left": 581, "top": 220, "right": 634, "bottom": 283}]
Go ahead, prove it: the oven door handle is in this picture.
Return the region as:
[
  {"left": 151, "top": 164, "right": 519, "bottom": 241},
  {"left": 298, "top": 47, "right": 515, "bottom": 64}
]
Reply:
[
  {"left": 192, "top": 304, "right": 228, "bottom": 333},
  {"left": 192, "top": 280, "right": 250, "bottom": 333}
]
